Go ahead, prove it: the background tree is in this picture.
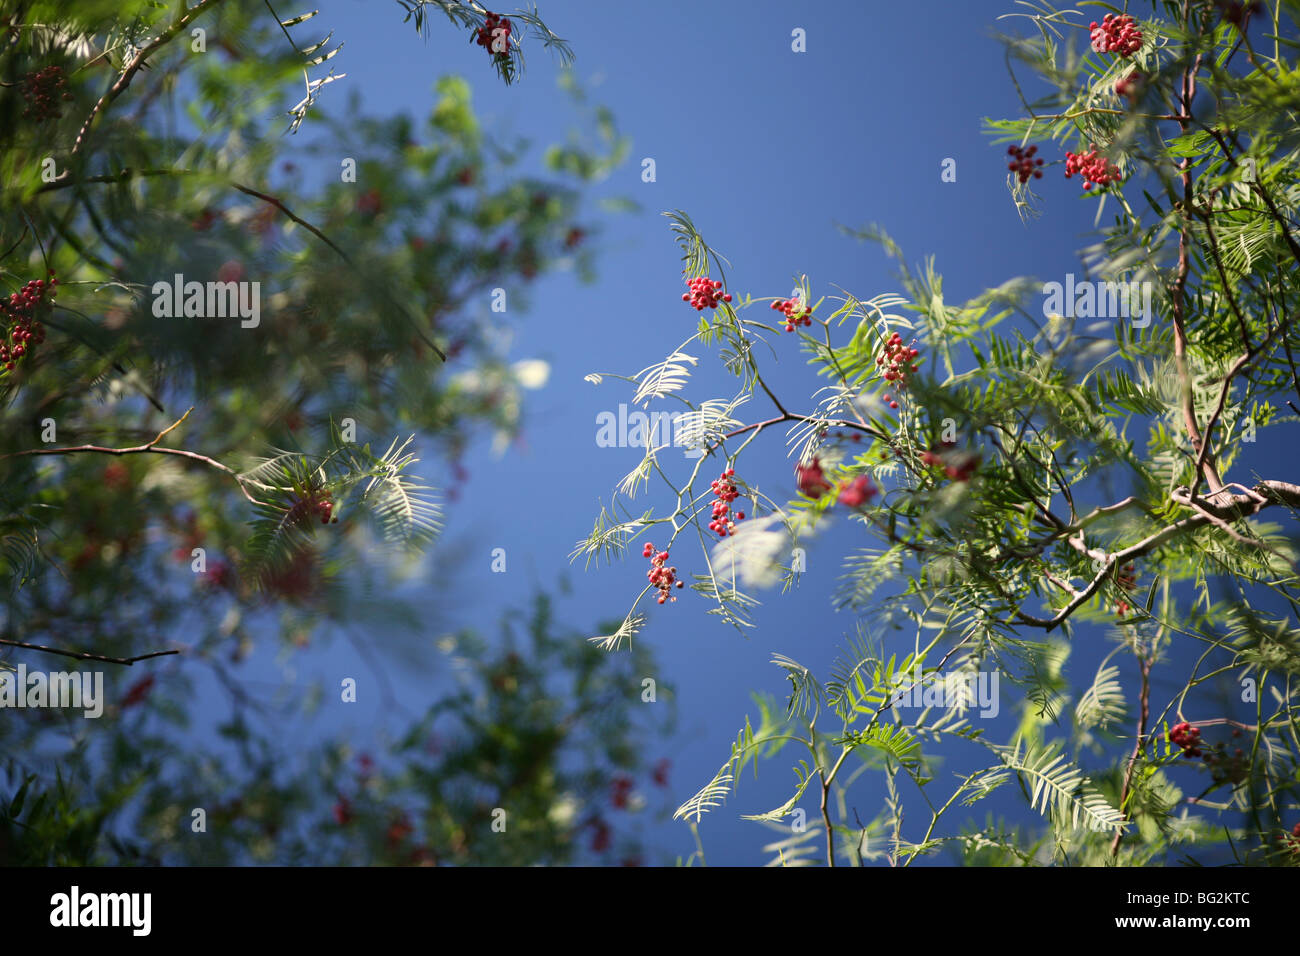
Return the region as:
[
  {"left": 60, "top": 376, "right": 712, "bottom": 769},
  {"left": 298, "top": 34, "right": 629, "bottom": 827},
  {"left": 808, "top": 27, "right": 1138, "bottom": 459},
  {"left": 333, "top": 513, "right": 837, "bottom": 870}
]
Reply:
[
  {"left": 0, "top": 0, "right": 668, "bottom": 865},
  {"left": 581, "top": 0, "right": 1300, "bottom": 865}
]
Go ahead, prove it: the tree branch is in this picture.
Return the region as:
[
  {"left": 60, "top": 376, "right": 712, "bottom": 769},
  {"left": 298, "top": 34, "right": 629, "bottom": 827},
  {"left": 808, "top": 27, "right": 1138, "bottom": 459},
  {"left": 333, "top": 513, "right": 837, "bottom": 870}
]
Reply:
[
  {"left": 1110, "top": 656, "right": 1152, "bottom": 859},
  {"left": 1013, "top": 480, "right": 1300, "bottom": 630},
  {"left": 0, "top": 638, "right": 178, "bottom": 666},
  {"left": 72, "top": 0, "right": 228, "bottom": 156},
  {"left": 1, "top": 407, "right": 266, "bottom": 504}
]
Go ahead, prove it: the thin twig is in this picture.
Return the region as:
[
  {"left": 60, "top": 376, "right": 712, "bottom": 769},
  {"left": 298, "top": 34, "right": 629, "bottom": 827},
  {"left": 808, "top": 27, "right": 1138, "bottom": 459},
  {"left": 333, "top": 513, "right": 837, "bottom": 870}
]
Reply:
[
  {"left": 0, "top": 638, "right": 178, "bottom": 666},
  {"left": 1111, "top": 657, "right": 1152, "bottom": 858},
  {"left": 230, "top": 184, "right": 447, "bottom": 362},
  {"left": 1, "top": 407, "right": 265, "bottom": 504}
]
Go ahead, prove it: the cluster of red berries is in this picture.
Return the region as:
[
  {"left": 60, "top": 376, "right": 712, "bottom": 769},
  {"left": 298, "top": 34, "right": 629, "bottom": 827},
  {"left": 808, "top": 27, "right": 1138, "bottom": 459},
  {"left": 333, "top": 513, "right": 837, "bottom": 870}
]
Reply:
[
  {"left": 333, "top": 796, "right": 353, "bottom": 826},
  {"left": 1007, "top": 144, "right": 1045, "bottom": 184},
  {"left": 611, "top": 775, "right": 634, "bottom": 809},
  {"left": 920, "top": 441, "right": 979, "bottom": 482},
  {"left": 103, "top": 461, "right": 130, "bottom": 490},
  {"left": 837, "top": 475, "right": 877, "bottom": 509},
  {"left": 1065, "top": 147, "right": 1123, "bottom": 190},
  {"left": 1280, "top": 822, "right": 1300, "bottom": 858},
  {"left": 1169, "top": 724, "right": 1253, "bottom": 783},
  {"left": 589, "top": 816, "right": 611, "bottom": 852},
  {"left": 1203, "top": 738, "right": 1251, "bottom": 786},
  {"left": 169, "top": 510, "right": 204, "bottom": 563},
  {"left": 708, "top": 468, "right": 745, "bottom": 538},
  {"left": 796, "top": 458, "right": 881, "bottom": 511},
  {"left": 878, "top": 332, "right": 919, "bottom": 410},
  {"left": 642, "top": 542, "right": 683, "bottom": 604},
  {"left": 473, "top": 11, "right": 512, "bottom": 60},
  {"left": 1114, "top": 562, "right": 1137, "bottom": 617},
  {"left": 203, "top": 559, "right": 235, "bottom": 591},
  {"left": 21, "top": 65, "right": 72, "bottom": 122},
  {"left": 191, "top": 207, "right": 220, "bottom": 232},
  {"left": 1168, "top": 721, "right": 1203, "bottom": 758},
  {"left": 386, "top": 814, "right": 415, "bottom": 851},
  {"left": 356, "top": 189, "right": 383, "bottom": 217},
  {"left": 288, "top": 488, "right": 337, "bottom": 526},
  {"left": 0, "top": 274, "right": 54, "bottom": 374},
  {"left": 1089, "top": 14, "right": 1143, "bottom": 57},
  {"left": 770, "top": 296, "right": 813, "bottom": 332},
  {"left": 683, "top": 276, "right": 731, "bottom": 311},
  {"left": 1114, "top": 70, "right": 1143, "bottom": 100},
  {"left": 796, "top": 458, "right": 833, "bottom": 500},
  {"left": 651, "top": 757, "right": 671, "bottom": 787}
]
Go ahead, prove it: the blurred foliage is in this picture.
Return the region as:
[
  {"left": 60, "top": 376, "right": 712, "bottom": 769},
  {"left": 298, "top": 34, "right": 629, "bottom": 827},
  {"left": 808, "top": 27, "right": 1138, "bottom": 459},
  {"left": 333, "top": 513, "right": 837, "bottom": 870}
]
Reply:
[
  {"left": 0, "top": 0, "right": 665, "bottom": 865},
  {"left": 1, "top": 594, "right": 675, "bottom": 865}
]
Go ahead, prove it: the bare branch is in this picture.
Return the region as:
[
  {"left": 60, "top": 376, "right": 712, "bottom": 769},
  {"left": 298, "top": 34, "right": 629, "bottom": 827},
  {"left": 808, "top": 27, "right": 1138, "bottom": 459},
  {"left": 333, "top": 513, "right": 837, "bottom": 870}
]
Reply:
[{"left": 0, "top": 638, "right": 178, "bottom": 666}]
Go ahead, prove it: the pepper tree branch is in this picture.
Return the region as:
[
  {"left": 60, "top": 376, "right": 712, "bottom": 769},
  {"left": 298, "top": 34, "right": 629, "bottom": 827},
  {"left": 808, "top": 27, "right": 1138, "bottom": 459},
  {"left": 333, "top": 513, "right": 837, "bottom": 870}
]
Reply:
[
  {"left": 0, "top": 638, "right": 178, "bottom": 667},
  {"left": 1195, "top": 120, "right": 1300, "bottom": 272},
  {"left": 1013, "top": 481, "right": 1300, "bottom": 631},
  {"left": 72, "top": 0, "right": 228, "bottom": 156},
  {"left": 0, "top": 407, "right": 267, "bottom": 504},
  {"left": 34, "top": 165, "right": 449, "bottom": 363},
  {"left": 1110, "top": 655, "right": 1152, "bottom": 859},
  {"left": 1171, "top": 44, "right": 1222, "bottom": 496},
  {"left": 231, "top": 183, "right": 447, "bottom": 361}
]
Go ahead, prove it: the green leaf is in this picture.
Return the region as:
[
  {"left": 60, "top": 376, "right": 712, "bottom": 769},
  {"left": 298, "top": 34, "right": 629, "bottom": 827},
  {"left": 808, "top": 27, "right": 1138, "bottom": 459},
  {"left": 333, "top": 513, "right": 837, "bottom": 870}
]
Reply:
[{"left": 8, "top": 774, "right": 35, "bottom": 818}]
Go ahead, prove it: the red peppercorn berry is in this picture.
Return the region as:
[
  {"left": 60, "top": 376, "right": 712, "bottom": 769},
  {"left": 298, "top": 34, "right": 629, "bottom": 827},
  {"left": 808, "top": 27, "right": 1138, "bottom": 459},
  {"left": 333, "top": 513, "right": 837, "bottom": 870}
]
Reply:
[
  {"left": 920, "top": 441, "right": 979, "bottom": 483},
  {"left": 1114, "top": 70, "right": 1143, "bottom": 100},
  {"left": 333, "top": 796, "right": 353, "bottom": 826},
  {"left": 590, "top": 817, "right": 611, "bottom": 852},
  {"left": 203, "top": 559, "right": 235, "bottom": 591},
  {"left": 1168, "top": 721, "right": 1203, "bottom": 758},
  {"left": 837, "top": 474, "right": 877, "bottom": 509},
  {"left": 796, "top": 458, "right": 833, "bottom": 499},
  {"left": 1115, "top": 562, "right": 1137, "bottom": 617},
  {"left": 651, "top": 758, "right": 671, "bottom": 787},
  {"left": 121, "top": 674, "right": 156, "bottom": 709}
]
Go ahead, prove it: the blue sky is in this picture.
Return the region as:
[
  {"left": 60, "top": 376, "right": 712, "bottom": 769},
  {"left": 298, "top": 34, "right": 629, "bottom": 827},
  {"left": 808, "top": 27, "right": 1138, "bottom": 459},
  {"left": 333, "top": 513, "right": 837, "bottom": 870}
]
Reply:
[{"left": 201, "top": 0, "right": 1233, "bottom": 864}]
